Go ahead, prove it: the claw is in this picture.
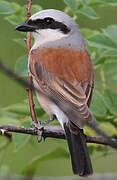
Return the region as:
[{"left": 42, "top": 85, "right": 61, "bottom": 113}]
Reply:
[
  {"left": 30, "top": 121, "right": 42, "bottom": 129},
  {"left": 37, "top": 130, "right": 43, "bottom": 142},
  {"left": 30, "top": 115, "right": 55, "bottom": 142},
  {"left": 30, "top": 121, "right": 44, "bottom": 142}
]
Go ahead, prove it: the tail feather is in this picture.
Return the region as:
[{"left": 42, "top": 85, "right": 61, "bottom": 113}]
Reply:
[{"left": 64, "top": 124, "right": 93, "bottom": 176}]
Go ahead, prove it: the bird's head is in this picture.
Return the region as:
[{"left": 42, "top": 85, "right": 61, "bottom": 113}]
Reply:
[{"left": 16, "top": 9, "right": 86, "bottom": 49}]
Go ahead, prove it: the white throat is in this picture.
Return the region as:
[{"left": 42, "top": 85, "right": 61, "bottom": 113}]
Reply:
[
  {"left": 32, "top": 29, "right": 68, "bottom": 50},
  {"left": 31, "top": 28, "right": 86, "bottom": 50}
]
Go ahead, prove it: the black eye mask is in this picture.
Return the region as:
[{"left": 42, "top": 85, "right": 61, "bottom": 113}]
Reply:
[{"left": 27, "top": 17, "right": 71, "bottom": 34}]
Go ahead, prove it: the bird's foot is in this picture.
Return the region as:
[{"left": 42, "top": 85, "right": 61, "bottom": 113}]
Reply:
[
  {"left": 30, "top": 120, "right": 44, "bottom": 142},
  {"left": 30, "top": 115, "right": 55, "bottom": 142}
]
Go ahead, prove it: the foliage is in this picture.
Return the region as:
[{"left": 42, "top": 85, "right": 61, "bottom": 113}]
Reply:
[{"left": 0, "top": 0, "right": 117, "bottom": 176}]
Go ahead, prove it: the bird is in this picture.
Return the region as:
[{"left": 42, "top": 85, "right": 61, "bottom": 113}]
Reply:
[{"left": 16, "top": 9, "right": 99, "bottom": 176}]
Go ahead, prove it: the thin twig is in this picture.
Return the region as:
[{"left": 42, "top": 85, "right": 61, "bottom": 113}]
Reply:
[
  {"left": 25, "top": 0, "right": 38, "bottom": 124},
  {"left": 0, "top": 61, "right": 31, "bottom": 89},
  {"left": 0, "top": 124, "right": 116, "bottom": 146}
]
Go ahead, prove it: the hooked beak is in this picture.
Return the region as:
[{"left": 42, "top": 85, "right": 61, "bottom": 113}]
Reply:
[{"left": 15, "top": 20, "right": 37, "bottom": 32}]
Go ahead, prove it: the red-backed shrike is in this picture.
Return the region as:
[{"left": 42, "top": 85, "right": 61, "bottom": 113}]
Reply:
[{"left": 16, "top": 9, "right": 99, "bottom": 176}]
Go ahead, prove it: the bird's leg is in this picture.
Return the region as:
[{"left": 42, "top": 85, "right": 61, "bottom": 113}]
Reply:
[
  {"left": 41, "top": 115, "right": 56, "bottom": 126},
  {"left": 30, "top": 115, "right": 56, "bottom": 142},
  {"left": 30, "top": 115, "right": 55, "bottom": 128}
]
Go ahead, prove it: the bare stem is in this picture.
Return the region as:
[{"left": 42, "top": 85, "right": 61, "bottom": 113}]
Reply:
[
  {"left": 25, "top": 0, "right": 38, "bottom": 124},
  {"left": 0, "top": 124, "right": 116, "bottom": 147}
]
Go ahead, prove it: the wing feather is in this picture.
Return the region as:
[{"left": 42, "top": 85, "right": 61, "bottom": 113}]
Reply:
[{"left": 33, "top": 62, "right": 92, "bottom": 128}]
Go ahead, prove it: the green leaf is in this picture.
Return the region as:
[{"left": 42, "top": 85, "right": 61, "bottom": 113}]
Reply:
[
  {"left": 101, "top": 0, "right": 117, "bottom": 5},
  {"left": 87, "top": 0, "right": 107, "bottom": 5},
  {"left": 90, "top": 90, "right": 107, "bottom": 117},
  {"left": 24, "top": 97, "right": 45, "bottom": 118},
  {"left": 81, "top": 28, "right": 99, "bottom": 39},
  {"left": 78, "top": 6, "right": 99, "bottom": 19},
  {"left": 12, "top": 133, "right": 30, "bottom": 151},
  {"left": 103, "top": 25, "right": 117, "bottom": 45},
  {"left": 0, "top": 117, "right": 19, "bottom": 126},
  {"left": 20, "top": 119, "right": 31, "bottom": 128},
  {"left": 100, "top": 122, "right": 117, "bottom": 136},
  {"left": 3, "top": 102, "right": 30, "bottom": 116},
  {"left": 31, "top": 5, "right": 42, "bottom": 15},
  {"left": 14, "top": 38, "right": 34, "bottom": 48},
  {"left": 64, "top": 0, "right": 77, "bottom": 11},
  {"left": 103, "top": 89, "right": 117, "bottom": 116},
  {"left": 15, "top": 55, "right": 28, "bottom": 77},
  {"left": 21, "top": 147, "right": 69, "bottom": 176},
  {"left": 0, "top": 1, "right": 15, "bottom": 14},
  {"left": 32, "top": 97, "right": 45, "bottom": 116},
  {"left": 87, "top": 0, "right": 117, "bottom": 6},
  {"left": 0, "top": 110, "right": 20, "bottom": 125},
  {"left": 101, "top": 49, "right": 117, "bottom": 57},
  {"left": 0, "top": 97, "right": 46, "bottom": 125},
  {"left": 88, "top": 34, "right": 117, "bottom": 49},
  {"left": 14, "top": 39, "right": 26, "bottom": 48},
  {"left": 11, "top": 2, "right": 21, "bottom": 12},
  {"left": 103, "top": 61, "right": 117, "bottom": 74},
  {"left": 5, "top": 5, "right": 26, "bottom": 25},
  {"left": 5, "top": 14, "right": 23, "bottom": 25},
  {"left": 0, "top": 136, "right": 10, "bottom": 151},
  {"left": 94, "top": 56, "right": 116, "bottom": 66},
  {"left": 108, "top": 75, "right": 117, "bottom": 83}
]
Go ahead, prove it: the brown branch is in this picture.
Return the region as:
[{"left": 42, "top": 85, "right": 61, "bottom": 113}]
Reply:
[
  {"left": 27, "top": 0, "right": 32, "bottom": 19},
  {"left": 0, "top": 124, "right": 116, "bottom": 147},
  {"left": 25, "top": 0, "right": 38, "bottom": 124}
]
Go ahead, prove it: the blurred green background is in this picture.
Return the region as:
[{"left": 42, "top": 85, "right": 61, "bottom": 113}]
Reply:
[{"left": 0, "top": 0, "right": 117, "bottom": 177}]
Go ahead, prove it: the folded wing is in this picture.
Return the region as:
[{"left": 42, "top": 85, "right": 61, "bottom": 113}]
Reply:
[{"left": 33, "top": 61, "right": 93, "bottom": 129}]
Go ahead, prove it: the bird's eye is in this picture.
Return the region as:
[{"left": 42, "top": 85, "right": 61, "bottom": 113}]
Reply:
[{"left": 44, "top": 17, "right": 54, "bottom": 25}]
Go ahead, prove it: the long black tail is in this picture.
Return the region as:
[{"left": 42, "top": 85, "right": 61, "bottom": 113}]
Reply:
[{"left": 64, "top": 124, "right": 93, "bottom": 176}]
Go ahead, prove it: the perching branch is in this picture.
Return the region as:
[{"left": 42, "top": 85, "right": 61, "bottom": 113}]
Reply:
[
  {"left": 0, "top": 124, "right": 116, "bottom": 146},
  {"left": 25, "top": 0, "right": 38, "bottom": 124}
]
